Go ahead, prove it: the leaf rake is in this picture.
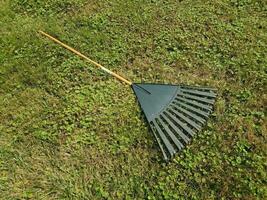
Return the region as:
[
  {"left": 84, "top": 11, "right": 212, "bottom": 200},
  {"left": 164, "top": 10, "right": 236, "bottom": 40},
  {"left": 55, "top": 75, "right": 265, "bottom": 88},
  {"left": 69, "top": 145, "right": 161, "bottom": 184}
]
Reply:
[{"left": 39, "top": 31, "right": 217, "bottom": 161}]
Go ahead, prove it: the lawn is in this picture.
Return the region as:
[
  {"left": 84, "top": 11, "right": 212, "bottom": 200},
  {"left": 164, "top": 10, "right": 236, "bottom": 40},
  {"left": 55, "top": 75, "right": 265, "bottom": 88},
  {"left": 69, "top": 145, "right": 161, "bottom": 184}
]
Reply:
[{"left": 0, "top": 0, "right": 266, "bottom": 199}]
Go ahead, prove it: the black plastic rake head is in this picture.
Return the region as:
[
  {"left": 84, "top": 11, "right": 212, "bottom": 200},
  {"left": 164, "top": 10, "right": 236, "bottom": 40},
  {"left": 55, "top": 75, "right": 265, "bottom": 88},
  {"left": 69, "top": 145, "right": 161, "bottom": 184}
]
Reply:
[{"left": 132, "top": 83, "right": 217, "bottom": 161}]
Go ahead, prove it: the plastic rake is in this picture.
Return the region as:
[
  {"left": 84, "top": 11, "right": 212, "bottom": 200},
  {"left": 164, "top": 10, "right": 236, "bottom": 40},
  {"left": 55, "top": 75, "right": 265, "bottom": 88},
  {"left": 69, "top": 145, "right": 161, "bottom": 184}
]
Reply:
[{"left": 39, "top": 31, "right": 217, "bottom": 161}]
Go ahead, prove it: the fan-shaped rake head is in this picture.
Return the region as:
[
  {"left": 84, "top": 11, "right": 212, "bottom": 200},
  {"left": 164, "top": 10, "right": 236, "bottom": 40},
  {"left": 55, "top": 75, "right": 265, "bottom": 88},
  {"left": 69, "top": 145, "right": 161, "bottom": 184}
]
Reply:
[{"left": 132, "top": 83, "right": 217, "bottom": 161}]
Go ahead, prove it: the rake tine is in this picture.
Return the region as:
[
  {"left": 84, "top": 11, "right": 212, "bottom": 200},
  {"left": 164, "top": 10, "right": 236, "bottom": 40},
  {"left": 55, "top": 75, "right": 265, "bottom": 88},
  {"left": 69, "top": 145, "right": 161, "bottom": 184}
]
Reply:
[
  {"left": 176, "top": 96, "right": 213, "bottom": 111},
  {"left": 181, "top": 85, "right": 217, "bottom": 91},
  {"left": 161, "top": 113, "right": 191, "bottom": 143},
  {"left": 180, "top": 88, "right": 217, "bottom": 98},
  {"left": 173, "top": 100, "right": 210, "bottom": 118},
  {"left": 171, "top": 103, "right": 206, "bottom": 124},
  {"left": 165, "top": 110, "right": 195, "bottom": 137},
  {"left": 157, "top": 116, "right": 184, "bottom": 150},
  {"left": 151, "top": 119, "right": 176, "bottom": 156},
  {"left": 169, "top": 106, "right": 202, "bottom": 131},
  {"left": 180, "top": 93, "right": 215, "bottom": 105},
  {"left": 150, "top": 123, "right": 169, "bottom": 160}
]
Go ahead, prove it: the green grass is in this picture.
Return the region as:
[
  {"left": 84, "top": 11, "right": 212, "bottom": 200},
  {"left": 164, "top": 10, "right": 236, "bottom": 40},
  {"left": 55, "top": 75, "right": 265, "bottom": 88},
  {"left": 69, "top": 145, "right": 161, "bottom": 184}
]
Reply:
[{"left": 0, "top": 0, "right": 266, "bottom": 199}]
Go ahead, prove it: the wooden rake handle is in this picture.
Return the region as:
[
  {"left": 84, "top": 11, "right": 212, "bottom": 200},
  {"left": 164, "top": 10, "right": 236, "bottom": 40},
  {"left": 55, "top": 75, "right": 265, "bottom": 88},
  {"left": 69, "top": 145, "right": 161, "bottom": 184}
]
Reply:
[{"left": 39, "top": 31, "right": 132, "bottom": 85}]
